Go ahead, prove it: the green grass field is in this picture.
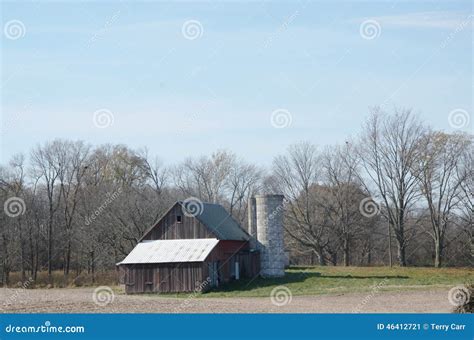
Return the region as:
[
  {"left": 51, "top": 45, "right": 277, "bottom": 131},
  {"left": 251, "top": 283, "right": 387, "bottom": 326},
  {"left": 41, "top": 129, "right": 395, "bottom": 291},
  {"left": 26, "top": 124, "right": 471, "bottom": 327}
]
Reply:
[
  {"left": 5, "top": 266, "right": 473, "bottom": 299},
  {"left": 202, "top": 266, "right": 473, "bottom": 298}
]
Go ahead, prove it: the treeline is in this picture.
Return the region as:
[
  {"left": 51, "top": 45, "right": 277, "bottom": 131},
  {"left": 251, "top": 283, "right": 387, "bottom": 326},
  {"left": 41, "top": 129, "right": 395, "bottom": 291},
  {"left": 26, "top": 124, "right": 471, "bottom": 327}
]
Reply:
[{"left": 0, "top": 108, "right": 472, "bottom": 285}]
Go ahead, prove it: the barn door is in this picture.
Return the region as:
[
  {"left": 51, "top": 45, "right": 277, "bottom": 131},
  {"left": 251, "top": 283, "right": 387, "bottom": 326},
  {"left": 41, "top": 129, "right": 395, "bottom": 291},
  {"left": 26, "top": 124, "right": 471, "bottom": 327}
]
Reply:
[
  {"left": 208, "top": 262, "right": 219, "bottom": 287},
  {"left": 144, "top": 267, "right": 154, "bottom": 293}
]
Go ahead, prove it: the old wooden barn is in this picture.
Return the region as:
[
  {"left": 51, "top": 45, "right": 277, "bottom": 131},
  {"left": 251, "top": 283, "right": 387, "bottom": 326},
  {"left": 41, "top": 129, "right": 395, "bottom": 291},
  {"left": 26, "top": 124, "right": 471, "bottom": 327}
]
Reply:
[{"left": 117, "top": 200, "right": 260, "bottom": 294}]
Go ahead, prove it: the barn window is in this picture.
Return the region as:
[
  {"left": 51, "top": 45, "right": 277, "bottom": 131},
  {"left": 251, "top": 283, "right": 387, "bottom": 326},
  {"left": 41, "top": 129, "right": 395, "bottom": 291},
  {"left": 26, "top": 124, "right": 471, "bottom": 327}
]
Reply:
[{"left": 176, "top": 215, "right": 182, "bottom": 223}]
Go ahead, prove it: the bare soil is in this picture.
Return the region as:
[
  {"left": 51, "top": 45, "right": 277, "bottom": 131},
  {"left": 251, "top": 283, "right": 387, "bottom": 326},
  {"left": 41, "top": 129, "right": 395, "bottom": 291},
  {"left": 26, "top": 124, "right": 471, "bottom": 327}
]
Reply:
[{"left": 0, "top": 287, "right": 454, "bottom": 313}]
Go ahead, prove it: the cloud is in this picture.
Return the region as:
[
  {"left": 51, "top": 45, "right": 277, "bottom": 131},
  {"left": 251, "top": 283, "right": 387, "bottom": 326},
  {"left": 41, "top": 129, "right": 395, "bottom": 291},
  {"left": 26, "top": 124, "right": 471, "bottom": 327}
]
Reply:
[{"left": 360, "top": 11, "right": 473, "bottom": 29}]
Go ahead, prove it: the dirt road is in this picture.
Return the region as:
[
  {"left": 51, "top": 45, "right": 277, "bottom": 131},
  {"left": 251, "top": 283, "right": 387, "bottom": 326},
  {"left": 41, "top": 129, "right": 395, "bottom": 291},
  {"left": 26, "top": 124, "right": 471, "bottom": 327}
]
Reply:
[{"left": 0, "top": 287, "right": 455, "bottom": 313}]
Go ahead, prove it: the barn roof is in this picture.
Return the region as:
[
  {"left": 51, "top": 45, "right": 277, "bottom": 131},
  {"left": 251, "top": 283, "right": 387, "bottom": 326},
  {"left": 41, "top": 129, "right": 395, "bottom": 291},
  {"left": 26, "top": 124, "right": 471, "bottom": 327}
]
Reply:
[
  {"left": 118, "top": 238, "right": 219, "bottom": 264},
  {"left": 180, "top": 201, "right": 250, "bottom": 241},
  {"left": 138, "top": 201, "right": 251, "bottom": 242}
]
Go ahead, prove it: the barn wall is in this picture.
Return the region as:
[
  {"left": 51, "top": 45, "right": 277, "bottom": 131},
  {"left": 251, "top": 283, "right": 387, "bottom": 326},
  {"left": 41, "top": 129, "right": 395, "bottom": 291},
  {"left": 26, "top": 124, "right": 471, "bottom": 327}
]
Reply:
[
  {"left": 119, "top": 263, "right": 206, "bottom": 294},
  {"left": 118, "top": 243, "right": 260, "bottom": 294},
  {"left": 142, "top": 204, "right": 215, "bottom": 241},
  {"left": 204, "top": 241, "right": 260, "bottom": 284},
  {"left": 120, "top": 202, "right": 261, "bottom": 294}
]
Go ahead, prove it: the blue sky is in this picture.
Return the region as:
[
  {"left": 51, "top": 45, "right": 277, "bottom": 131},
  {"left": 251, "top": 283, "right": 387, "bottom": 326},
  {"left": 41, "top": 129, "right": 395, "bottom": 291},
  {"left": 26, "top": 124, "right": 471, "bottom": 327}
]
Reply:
[{"left": 1, "top": 0, "right": 472, "bottom": 165}]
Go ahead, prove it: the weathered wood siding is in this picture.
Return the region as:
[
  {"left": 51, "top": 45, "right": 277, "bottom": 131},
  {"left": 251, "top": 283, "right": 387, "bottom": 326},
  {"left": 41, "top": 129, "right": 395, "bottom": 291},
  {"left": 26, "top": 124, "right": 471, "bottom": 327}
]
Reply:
[
  {"left": 142, "top": 204, "right": 215, "bottom": 241},
  {"left": 119, "top": 203, "right": 261, "bottom": 293},
  {"left": 118, "top": 240, "right": 260, "bottom": 293},
  {"left": 203, "top": 241, "right": 259, "bottom": 285},
  {"left": 120, "top": 263, "right": 205, "bottom": 294}
]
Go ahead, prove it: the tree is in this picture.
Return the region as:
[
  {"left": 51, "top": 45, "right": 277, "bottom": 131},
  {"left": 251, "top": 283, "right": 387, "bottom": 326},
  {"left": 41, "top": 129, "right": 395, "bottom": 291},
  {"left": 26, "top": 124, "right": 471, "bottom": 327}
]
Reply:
[
  {"left": 56, "top": 141, "right": 90, "bottom": 277},
  {"left": 417, "top": 132, "right": 472, "bottom": 267},
  {"left": 173, "top": 150, "right": 234, "bottom": 203},
  {"left": 359, "top": 108, "right": 426, "bottom": 266},
  {"left": 272, "top": 142, "right": 330, "bottom": 265},
  {"left": 322, "top": 143, "right": 371, "bottom": 266},
  {"left": 30, "top": 140, "right": 65, "bottom": 280},
  {"left": 172, "top": 150, "right": 261, "bottom": 224}
]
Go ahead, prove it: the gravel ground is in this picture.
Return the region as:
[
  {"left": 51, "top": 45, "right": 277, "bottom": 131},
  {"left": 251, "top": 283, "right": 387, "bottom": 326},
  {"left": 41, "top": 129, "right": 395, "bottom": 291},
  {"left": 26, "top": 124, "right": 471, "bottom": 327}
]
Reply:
[{"left": 0, "top": 287, "right": 454, "bottom": 313}]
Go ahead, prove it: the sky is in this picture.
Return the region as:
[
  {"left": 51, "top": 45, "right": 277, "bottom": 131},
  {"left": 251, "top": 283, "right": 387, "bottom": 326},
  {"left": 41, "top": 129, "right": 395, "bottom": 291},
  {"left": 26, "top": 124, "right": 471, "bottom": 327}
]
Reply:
[{"left": 1, "top": 0, "right": 472, "bottom": 166}]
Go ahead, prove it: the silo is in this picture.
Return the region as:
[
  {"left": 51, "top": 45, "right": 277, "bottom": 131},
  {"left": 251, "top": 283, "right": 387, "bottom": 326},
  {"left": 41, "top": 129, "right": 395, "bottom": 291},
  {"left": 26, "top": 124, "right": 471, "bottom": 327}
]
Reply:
[{"left": 255, "top": 194, "right": 285, "bottom": 277}]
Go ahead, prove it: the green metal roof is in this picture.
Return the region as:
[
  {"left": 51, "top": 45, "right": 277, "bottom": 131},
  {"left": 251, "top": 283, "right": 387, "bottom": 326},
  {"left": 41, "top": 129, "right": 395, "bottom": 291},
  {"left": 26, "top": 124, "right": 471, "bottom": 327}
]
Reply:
[{"left": 179, "top": 201, "right": 250, "bottom": 241}]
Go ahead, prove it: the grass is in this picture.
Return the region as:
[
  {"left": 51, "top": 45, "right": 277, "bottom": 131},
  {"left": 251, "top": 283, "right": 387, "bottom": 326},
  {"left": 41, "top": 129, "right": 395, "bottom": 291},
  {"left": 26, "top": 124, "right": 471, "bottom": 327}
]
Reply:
[
  {"left": 4, "top": 270, "right": 118, "bottom": 288},
  {"left": 202, "top": 266, "right": 474, "bottom": 298},
  {"left": 4, "top": 266, "right": 472, "bottom": 299}
]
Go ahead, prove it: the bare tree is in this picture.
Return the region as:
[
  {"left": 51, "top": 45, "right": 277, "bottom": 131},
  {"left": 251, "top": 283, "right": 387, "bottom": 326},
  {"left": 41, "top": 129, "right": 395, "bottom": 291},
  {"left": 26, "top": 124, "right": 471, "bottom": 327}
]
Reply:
[
  {"left": 173, "top": 150, "right": 261, "bottom": 223},
  {"left": 30, "top": 141, "right": 65, "bottom": 280},
  {"left": 139, "top": 148, "right": 168, "bottom": 196},
  {"left": 56, "top": 141, "right": 90, "bottom": 277},
  {"left": 417, "top": 132, "right": 472, "bottom": 267},
  {"left": 226, "top": 160, "right": 262, "bottom": 224},
  {"left": 273, "top": 142, "right": 330, "bottom": 265},
  {"left": 359, "top": 108, "right": 426, "bottom": 266},
  {"left": 455, "top": 135, "right": 473, "bottom": 266},
  {"left": 322, "top": 143, "right": 370, "bottom": 266},
  {"left": 173, "top": 150, "right": 234, "bottom": 203}
]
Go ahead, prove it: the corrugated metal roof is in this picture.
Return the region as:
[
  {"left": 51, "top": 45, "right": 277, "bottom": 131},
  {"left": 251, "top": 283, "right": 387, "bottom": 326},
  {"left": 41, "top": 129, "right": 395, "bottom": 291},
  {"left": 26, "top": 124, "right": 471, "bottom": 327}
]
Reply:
[
  {"left": 180, "top": 202, "right": 250, "bottom": 241},
  {"left": 118, "top": 238, "right": 219, "bottom": 264}
]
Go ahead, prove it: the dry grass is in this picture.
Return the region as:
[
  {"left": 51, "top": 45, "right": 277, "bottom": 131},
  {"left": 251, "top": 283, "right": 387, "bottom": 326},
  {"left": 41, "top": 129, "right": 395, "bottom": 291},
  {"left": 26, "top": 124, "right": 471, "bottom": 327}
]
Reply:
[{"left": 5, "top": 270, "right": 118, "bottom": 288}]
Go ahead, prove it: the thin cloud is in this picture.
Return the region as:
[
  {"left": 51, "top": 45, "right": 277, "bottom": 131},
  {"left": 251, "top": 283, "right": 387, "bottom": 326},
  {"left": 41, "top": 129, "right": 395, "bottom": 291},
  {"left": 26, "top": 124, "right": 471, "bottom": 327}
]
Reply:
[{"left": 359, "top": 11, "right": 473, "bottom": 29}]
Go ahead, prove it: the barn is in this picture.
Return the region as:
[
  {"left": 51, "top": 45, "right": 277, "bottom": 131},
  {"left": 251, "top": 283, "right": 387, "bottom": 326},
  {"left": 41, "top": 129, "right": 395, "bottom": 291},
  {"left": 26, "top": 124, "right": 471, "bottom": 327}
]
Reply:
[{"left": 117, "top": 195, "right": 285, "bottom": 294}]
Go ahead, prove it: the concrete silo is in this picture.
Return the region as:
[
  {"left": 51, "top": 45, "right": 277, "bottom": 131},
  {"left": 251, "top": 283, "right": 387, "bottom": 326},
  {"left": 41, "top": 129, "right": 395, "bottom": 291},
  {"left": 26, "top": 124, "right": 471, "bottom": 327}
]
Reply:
[{"left": 248, "top": 194, "right": 285, "bottom": 277}]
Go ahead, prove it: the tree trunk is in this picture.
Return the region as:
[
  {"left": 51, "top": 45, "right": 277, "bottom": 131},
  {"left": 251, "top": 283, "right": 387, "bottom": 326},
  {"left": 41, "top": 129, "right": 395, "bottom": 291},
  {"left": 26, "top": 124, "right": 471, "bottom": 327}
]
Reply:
[
  {"left": 330, "top": 251, "right": 337, "bottom": 266},
  {"left": 47, "top": 219, "right": 53, "bottom": 281},
  {"left": 5, "top": 270, "right": 10, "bottom": 286},
  {"left": 343, "top": 238, "right": 350, "bottom": 266},
  {"left": 434, "top": 239, "right": 443, "bottom": 268},
  {"left": 29, "top": 229, "right": 35, "bottom": 278},
  {"left": 397, "top": 242, "right": 407, "bottom": 267},
  {"left": 388, "top": 222, "right": 393, "bottom": 267},
  {"left": 317, "top": 246, "right": 326, "bottom": 266},
  {"left": 90, "top": 250, "right": 96, "bottom": 284},
  {"left": 19, "top": 220, "right": 26, "bottom": 281},
  {"left": 33, "top": 234, "right": 39, "bottom": 281},
  {"left": 65, "top": 240, "right": 71, "bottom": 276}
]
